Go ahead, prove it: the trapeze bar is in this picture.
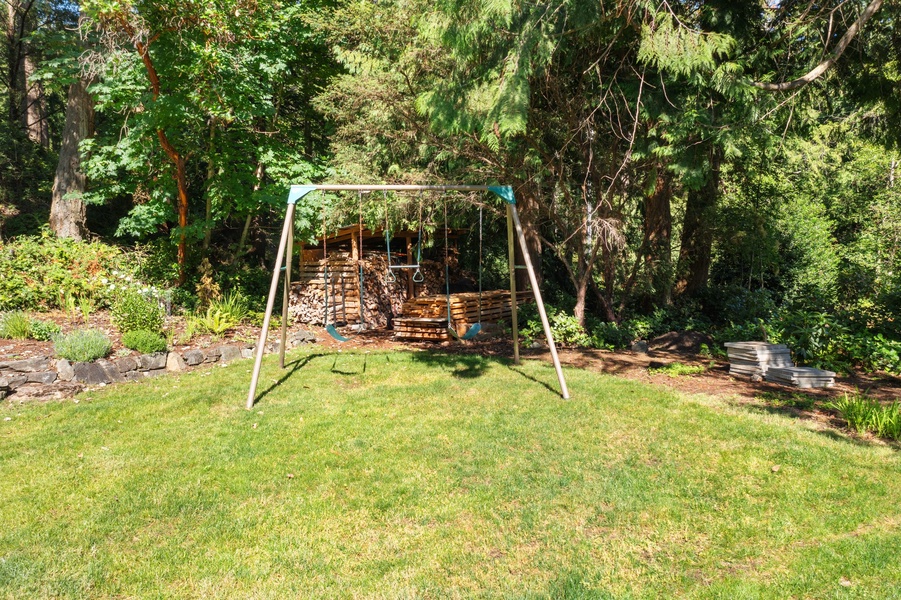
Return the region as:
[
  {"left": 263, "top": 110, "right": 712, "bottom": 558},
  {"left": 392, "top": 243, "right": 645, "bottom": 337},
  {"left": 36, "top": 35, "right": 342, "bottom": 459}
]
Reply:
[{"left": 388, "top": 264, "right": 421, "bottom": 269}]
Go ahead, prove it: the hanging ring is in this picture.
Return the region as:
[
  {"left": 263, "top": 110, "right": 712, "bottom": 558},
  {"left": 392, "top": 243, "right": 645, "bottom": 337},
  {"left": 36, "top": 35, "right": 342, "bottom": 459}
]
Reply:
[{"left": 412, "top": 269, "right": 424, "bottom": 283}]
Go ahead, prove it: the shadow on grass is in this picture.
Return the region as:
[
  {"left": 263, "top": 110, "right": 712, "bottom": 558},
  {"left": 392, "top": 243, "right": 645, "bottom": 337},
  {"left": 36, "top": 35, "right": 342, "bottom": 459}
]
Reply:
[
  {"left": 410, "top": 350, "right": 491, "bottom": 379},
  {"left": 507, "top": 364, "right": 559, "bottom": 396},
  {"left": 254, "top": 353, "right": 327, "bottom": 403},
  {"left": 731, "top": 391, "right": 901, "bottom": 452},
  {"left": 331, "top": 353, "right": 367, "bottom": 376}
]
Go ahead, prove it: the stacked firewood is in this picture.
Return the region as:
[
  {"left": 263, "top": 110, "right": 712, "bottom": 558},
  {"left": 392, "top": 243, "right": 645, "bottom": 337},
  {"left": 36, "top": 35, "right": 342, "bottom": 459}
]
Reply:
[
  {"left": 289, "top": 250, "right": 471, "bottom": 328},
  {"left": 395, "top": 290, "right": 533, "bottom": 340}
]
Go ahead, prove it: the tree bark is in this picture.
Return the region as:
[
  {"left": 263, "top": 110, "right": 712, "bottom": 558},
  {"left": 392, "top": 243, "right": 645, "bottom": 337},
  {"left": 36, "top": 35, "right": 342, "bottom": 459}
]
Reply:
[
  {"left": 135, "top": 39, "right": 189, "bottom": 283},
  {"left": 513, "top": 183, "right": 542, "bottom": 291},
  {"left": 673, "top": 148, "right": 721, "bottom": 298},
  {"left": 22, "top": 52, "right": 48, "bottom": 147},
  {"left": 49, "top": 78, "right": 94, "bottom": 240},
  {"left": 643, "top": 165, "right": 673, "bottom": 306},
  {"left": 6, "top": 1, "right": 24, "bottom": 126}
]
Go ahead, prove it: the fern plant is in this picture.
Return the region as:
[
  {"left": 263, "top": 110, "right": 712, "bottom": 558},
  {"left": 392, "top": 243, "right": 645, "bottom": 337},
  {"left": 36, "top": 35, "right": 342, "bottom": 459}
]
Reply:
[{"left": 190, "top": 307, "right": 240, "bottom": 336}]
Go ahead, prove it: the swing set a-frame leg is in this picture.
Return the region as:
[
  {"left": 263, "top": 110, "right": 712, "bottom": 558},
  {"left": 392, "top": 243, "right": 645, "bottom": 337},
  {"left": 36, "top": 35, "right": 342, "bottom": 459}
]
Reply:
[
  {"left": 247, "top": 204, "right": 296, "bottom": 410},
  {"left": 507, "top": 203, "right": 570, "bottom": 400}
]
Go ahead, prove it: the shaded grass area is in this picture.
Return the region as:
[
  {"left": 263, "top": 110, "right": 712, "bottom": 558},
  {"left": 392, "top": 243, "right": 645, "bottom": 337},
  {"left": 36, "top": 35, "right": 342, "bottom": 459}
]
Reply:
[{"left": 1, "top": 349, "right": 901, "bottom": 598}]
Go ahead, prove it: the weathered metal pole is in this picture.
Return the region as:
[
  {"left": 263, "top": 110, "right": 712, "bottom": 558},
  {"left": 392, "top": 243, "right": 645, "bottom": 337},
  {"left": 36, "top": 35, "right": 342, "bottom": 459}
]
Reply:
[
  {"left": 279, "top": 216, "right": 294, "bottom": 369},
  {"left": 509, "top": 204, "right": 570, "bottom": 399},
  {"left": 247, "top": 203, "right": 295, "bottom": 409},
  {"left": 506, "top": 204, "right": 520, "bottom": 365}
]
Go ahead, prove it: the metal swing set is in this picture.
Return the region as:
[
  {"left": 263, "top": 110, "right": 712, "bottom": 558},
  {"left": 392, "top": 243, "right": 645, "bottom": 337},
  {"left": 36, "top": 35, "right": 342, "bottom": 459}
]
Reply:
[{"left": 246, "top": 184, "right": 570, "bottom": 409}]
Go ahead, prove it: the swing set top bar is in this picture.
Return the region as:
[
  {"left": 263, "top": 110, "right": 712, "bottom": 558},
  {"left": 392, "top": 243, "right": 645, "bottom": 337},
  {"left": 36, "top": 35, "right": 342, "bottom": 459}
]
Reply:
[{"left": 287, "top": 184, "right": 516, "bottom": 205}]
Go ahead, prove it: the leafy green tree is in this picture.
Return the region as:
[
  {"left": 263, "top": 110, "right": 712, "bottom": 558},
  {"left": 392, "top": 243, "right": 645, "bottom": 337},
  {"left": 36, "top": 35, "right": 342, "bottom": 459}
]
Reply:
[{"left": 80, "top": 0, "right": 336, "bottom": 282}]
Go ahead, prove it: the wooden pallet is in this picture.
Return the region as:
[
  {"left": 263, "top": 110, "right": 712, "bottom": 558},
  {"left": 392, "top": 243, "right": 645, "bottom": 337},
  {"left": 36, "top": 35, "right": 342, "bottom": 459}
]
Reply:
[
  {"left": 393, "top": 317, "right": 450, "bottom": 341},
  {"left": 397, "top": 290, "right": 531, "bottom": 340}
]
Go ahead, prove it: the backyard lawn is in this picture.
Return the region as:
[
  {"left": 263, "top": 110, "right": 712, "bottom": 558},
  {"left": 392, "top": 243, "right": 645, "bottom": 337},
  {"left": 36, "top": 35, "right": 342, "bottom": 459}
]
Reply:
[{"left": 1, "top": 349, "right": 900, "bottom": 598}]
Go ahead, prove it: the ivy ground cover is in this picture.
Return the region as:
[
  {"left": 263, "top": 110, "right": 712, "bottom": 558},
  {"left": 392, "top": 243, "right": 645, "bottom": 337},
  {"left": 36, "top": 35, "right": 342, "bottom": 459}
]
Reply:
[{"left": 1, "top": 349, "right": 900, "bottom": 598}]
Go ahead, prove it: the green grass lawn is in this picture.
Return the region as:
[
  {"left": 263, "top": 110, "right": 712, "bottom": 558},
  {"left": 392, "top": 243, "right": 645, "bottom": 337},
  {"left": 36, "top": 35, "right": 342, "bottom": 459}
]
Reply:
[{"left": 1, "top": 349, "right": 900, "bottom": 599}]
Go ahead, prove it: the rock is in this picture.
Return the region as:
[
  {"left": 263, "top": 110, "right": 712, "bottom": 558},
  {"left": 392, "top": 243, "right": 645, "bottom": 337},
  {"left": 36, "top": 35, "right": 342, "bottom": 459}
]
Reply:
[
  {"left": 137, "top": 353, "right": 167, "bottom": 371},
  {"left": 203, "top": 347, "right": 222, "bottom": 363},
  {"left": 630, "top": 340, "right": 649, "bottom": 354},
  {"left": 7, "top": 376, "right": 27, "bottom": 390},
  {"left": 9, "top": 382, "right": 83, "bottom": 401},
  {"left": 56, "top": 359, "right": 75, "bottom": 381},
  {"left": 0, "top": 376, "right": 9, "bottom": 390},
  {"left": 291, "top": 330, "right": 316, "bottom": 344},
  {"left": 166, "top": 352, "right": 186, "bottom": 372},
  {"left": 26, "top": 371, "right": 57, "bottom": 385},
  {"left": 125, "top": 371, "right": 146, "bottom": 382},
  {"left": 649, "top": 331, "right": 713, "bottom": 355},
  {"left": 115, "top": 357, "right": 138, "bottom": 373},
  {"left": 73, "top": 362, "right": 112, "bottom": 385},
  {"left": 183, "top": 350, "right": 204, "bottom": 366},
  {"left": 96, "top": 360, "right": 124, "bottom": 383},
  {"left": 241, "top": 348, "right": 254, "bottom": 359},
  {"left": 219, "top": 346, "right": 243, "bottom": 364},
  {"left": 0, "top": 356, "right": 51, "bottom": 373}
]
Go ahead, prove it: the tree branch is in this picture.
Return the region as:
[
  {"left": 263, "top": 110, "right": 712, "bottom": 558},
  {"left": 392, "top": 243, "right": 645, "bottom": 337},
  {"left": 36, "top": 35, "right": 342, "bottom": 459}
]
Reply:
[{"left": 752, "top": 0, "right": 883, "bottom": 92}]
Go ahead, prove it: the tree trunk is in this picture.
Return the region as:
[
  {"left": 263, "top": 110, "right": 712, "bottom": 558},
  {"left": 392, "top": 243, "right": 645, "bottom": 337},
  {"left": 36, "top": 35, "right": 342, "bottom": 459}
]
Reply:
[
  {"left": 49, "top": 78, "right": 94, "bottom": 240},
  {"left": 673, "top": 148, "right": 721, "bottom": 298},
  {"left": 21, "top": 52, "right": 48, "bottom": 147},
  {"left": 573, "top": 271, "right": 589, "bottom": 326},
  {"left": 135, "top": 39, "right": 189, "bottom": 283},
  {"left": 6, "top": 1, "right": 23, "bottom": 126},
  {"left": 513, "top": 183, "right": 542, "bottom": 291},
  {"left": 644, "top": 165, "right": 673, "bottom": 307},
  {"left": 172, "top": 151, "right": 189, "bottom": 283}
]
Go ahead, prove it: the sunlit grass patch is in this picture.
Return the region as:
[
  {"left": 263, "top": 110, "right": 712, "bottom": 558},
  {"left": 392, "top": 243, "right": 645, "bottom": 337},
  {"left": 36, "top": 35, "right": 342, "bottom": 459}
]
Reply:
[{"left": 1, "top": 348, "right": 900, "bottom": 598}]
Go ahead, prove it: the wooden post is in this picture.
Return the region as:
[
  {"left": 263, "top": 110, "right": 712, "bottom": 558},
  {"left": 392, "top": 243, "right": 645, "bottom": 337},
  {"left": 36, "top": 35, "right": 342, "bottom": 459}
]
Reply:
[
  {"left": 247, "top": 203, "right": 296, "bottom": 409},
  {"left": 509, "top": 204, "right": 570, "bottom": 400},
  {"left": 506, "top": 205, "right": 519, "bottom": 365}
]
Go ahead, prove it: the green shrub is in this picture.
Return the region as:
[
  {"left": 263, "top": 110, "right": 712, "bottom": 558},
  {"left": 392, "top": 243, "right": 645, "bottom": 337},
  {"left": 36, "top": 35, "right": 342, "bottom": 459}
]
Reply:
[
  {"left": 53, "top": 329, "right": 112, "bottom": 362},
  {"left": 189, "top": 307, "right": 240, "bottom": 336},
  {"left": 840, "top": 332, "right": 901, "bottom": 374},
  {"left": 29, "top": 319, "right": 61, "bottom": 341},
  {"left": 828, "top": 394, "right": 901, "bottom": 441},
  {"left": 121, "top": 329, "right": 168, "bottom": 354},
  {"left": 111, "top": 290, "right": 165, "bottom": 334},
  {"left": 0, "top": 230, "right": 145, "bottom": 311},
  {"left": 770, "top": 308, "right": 848, "bottom": 370},
  {"left": 519, "top": 304, "right": 590, "bottom": 347},
  {"left": 589, "top": 321, "right": 634, "bottom": 350},
  {"left": 0, "top": 311, "right": 33, "bottom": 339},
  {"left": 210, "top": 291, "right": 249, "bottom": 324}
]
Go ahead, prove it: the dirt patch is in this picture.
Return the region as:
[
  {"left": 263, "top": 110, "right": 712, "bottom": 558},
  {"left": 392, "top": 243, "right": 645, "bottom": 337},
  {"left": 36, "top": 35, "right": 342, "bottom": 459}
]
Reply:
[{"left": 649, "top": 331, "right": 713, "bottom": 354}]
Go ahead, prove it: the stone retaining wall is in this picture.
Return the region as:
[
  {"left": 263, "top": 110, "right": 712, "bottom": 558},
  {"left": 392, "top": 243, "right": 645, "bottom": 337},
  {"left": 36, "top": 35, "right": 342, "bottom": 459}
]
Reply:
[{"left": 1, "top": 330, "right": 317, "bottom": 403}]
